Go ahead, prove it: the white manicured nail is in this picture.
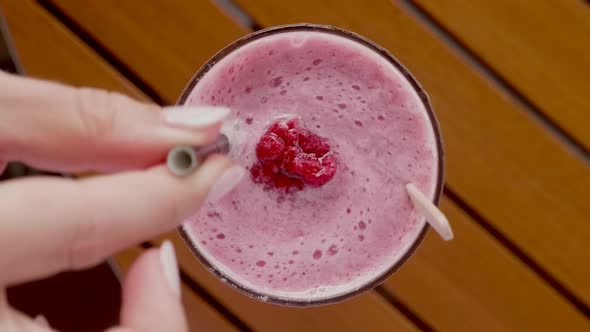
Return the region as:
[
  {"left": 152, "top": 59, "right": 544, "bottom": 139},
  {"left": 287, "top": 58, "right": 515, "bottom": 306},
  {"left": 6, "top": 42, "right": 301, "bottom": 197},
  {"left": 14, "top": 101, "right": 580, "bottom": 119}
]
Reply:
[
  {"left": 161, "top": 106, "right": 230, "bottom": 129},
  {"left": 33, "top": 315, "right": 50, "bottom": 328},
  {"left": 160, "top": 240, "right": 181, "bottom": 297}
]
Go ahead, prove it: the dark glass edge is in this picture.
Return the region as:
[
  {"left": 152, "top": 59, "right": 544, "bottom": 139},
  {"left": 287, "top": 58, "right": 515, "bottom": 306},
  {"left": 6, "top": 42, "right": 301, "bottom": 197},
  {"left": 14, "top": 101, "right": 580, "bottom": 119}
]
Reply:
[{"left": 175, "top": 23, "right": 445, "bottom": 307}]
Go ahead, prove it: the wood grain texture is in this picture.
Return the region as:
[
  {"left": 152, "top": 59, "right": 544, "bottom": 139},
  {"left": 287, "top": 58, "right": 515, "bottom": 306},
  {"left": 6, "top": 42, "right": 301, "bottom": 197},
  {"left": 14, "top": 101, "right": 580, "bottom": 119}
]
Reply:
[
  {"left": 152, "top": 233, "right": 419, "bottom": 332},
  {"left": 115, "top": 247, "right": 240, "bottom": 332},
  {"left": 386, "top": 197, "right": 590, "bottom": 331},
  {"left": 0, "top": 0, "right": 146, "bottom": 100},
  {"left": 412, "top": 0, "right": 590, "bottom": 150},
  {"left": 47, "top": 0, "right": 248, "bottom": 103},
  {"left": 232, "top": 0, "right": 590, "bottom": 309}
]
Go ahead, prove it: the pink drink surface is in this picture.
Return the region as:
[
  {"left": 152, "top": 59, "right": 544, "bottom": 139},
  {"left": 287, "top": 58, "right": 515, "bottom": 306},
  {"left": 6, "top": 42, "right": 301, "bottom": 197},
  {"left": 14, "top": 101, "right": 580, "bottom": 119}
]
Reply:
[{"left": 183, "top": 30, "right": 439, "bottom": 301}]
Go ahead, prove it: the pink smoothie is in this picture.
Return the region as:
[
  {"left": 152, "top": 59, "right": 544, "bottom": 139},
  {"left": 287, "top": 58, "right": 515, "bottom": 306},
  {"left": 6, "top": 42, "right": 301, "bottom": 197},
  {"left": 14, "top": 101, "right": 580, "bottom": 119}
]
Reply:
[{"left": 181, "top": 29, "right": 440, "bottom": 302}]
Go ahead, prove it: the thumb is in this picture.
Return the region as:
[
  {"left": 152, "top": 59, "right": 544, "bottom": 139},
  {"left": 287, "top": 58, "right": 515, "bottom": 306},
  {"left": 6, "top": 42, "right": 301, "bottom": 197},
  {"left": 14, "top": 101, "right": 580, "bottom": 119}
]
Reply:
[{"left": 118, "top": 241, "right": 187, "bottom": 332}]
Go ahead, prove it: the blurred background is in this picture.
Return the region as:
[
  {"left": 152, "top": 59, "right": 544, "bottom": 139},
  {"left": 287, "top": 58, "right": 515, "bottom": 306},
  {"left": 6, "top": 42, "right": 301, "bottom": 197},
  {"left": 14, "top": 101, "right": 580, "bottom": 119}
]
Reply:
[{"left": 1, "top": 0, "right": 589, "bottom": 331}]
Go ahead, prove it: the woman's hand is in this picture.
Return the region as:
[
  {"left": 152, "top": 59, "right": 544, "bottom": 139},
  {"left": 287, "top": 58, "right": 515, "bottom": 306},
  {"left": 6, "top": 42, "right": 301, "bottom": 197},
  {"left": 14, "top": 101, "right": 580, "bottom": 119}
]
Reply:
[{"left": 0, "top": 71, "right": 244, "bottom": 331}]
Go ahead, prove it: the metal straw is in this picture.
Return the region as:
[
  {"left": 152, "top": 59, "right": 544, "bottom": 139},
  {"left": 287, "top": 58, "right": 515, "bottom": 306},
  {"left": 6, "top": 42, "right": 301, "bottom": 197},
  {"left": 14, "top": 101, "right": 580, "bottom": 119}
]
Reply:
[{"left": 166, "top": 134, "right": 230, "bottom": 176}]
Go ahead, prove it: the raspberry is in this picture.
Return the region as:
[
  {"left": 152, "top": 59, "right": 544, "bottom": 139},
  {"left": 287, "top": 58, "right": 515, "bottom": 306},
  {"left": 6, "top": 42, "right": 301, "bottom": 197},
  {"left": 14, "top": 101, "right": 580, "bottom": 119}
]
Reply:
[
  {"left": 250, "top": 117, "right": 337, "bottom": 192},
  {"left": 269, "top": 118, "right": 299, "bottom": 145},
  {"left": 298, "top": 129, "right": 330, "bottom": 156},
  {"left": 283, "top": 146, "right": 300, "bottom": 166},
  {"left": 256, "top": 133, "right": 285, "bottom": 161},
  {"left": 284, "top": 153, "right": 322, "bottom": 178}
]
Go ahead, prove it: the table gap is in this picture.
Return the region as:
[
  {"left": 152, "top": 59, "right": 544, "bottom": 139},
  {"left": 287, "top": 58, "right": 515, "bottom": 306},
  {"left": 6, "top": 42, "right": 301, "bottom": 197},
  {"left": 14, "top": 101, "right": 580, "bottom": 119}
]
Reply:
[
  {"left": 400, "top": 0, "right": 590, "bottom": 165},
  {"left": 36, "top": 0, "right": 166, "bottom": 105},
  {"left": 374, "top": 286, "right": 435, "bottom": 332},
  {"left": 213, "top": 0, "right": 263, "bottom": 31},
  {"left": 444, "top": 187, "right": 590, "bottom": 317}
]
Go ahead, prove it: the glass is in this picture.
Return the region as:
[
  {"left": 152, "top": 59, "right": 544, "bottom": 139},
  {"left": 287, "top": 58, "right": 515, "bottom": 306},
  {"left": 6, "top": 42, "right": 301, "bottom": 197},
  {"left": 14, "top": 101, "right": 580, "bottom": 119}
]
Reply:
[{"left": 176, "top": 24, "right": 445, "bottom": 306}]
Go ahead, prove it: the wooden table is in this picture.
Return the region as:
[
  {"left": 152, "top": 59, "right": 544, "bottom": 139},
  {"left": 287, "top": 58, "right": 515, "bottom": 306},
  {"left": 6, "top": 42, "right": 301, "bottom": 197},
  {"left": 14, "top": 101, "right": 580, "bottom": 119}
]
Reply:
[{"left": 1, "top": 0, "right": 589, "bottom": 331}]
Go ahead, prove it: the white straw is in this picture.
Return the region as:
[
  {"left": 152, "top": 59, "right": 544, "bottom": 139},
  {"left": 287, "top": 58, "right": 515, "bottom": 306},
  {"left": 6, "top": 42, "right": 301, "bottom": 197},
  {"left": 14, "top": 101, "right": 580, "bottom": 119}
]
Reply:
[{"left": 406, "top": 183, "right": 453, "bottom": 241}]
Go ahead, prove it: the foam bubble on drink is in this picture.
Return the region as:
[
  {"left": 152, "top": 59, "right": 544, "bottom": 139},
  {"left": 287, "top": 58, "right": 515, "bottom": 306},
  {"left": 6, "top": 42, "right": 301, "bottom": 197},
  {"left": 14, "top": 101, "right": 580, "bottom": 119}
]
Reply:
[{"left": 182, "top": 30, "right": 439, "bottom": 302}]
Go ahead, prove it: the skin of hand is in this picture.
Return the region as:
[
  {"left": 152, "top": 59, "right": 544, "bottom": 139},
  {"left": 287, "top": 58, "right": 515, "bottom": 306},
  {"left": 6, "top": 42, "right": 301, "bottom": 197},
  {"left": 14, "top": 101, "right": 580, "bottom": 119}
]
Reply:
[{"left": 0, "top": 71, "right": 245, "bottom": 332}]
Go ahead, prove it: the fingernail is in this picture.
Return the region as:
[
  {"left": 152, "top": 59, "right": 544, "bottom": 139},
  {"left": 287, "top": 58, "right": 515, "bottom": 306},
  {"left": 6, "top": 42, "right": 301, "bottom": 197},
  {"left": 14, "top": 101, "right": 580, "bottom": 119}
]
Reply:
[
  {"left": 208, "top": 165, "right": 246, "bottom": 202},
  {"left": 34, "top": 315, "right": 50, "bottom": 328},
  {"left": 161, "top": 106, "right": 230, "bottom": 129},
  {"left": 160, "top": 240, "right": 181, "bottom": 297}
]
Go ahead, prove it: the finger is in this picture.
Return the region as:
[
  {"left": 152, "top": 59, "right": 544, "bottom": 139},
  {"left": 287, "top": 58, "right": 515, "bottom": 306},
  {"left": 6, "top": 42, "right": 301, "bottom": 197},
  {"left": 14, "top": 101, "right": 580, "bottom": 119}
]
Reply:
[
  {"left": 0, "top": 156, "right": 246, "bottom": 285},
  {"left": 32, "top": 316, "right": 51, "bottom": 330},
  {"left": 105, "top": 328, "right": 134, "bottom": 332},
  {"left": 0, "top": 303, "right": 53, "bottom": 332},
  {"left": 119, "top": 242, "right": 187, "bottom": 332},
  {"left": 0, "top": 71, "right": 229, "bottom": 173}
]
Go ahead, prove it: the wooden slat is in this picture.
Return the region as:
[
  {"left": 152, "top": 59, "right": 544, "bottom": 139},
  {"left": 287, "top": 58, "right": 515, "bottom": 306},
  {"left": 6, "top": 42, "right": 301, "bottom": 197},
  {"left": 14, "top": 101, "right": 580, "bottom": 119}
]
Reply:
[
  {"left": 413, "top": 0, "right": 590, "bottom": 150},
  {"left": 46, "top": 0, "right": 248, "bottom": 103},
  {"left": 115, "top": 247, "right": 240, "bottom": 332},
  {"left": 231, "top": 0, "right": 590, "bottom": 310},
  {"left": 386, "top": 197, "right": 590, "bottom": 331},
  {"left": 0, "top": 1, "right": 238, "bottom": 331},
  {"left": 152, "top": 234, "right": 419, "bottom": 332},
  {"left": 0, "top": 0, "right": 145, "bottom": 100}
]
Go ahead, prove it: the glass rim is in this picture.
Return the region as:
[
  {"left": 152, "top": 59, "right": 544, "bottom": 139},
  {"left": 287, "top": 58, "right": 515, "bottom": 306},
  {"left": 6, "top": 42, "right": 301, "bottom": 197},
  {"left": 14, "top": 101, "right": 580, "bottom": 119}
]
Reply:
[{"left": 176, "top": 23, "right": 445, "bottom": 307}]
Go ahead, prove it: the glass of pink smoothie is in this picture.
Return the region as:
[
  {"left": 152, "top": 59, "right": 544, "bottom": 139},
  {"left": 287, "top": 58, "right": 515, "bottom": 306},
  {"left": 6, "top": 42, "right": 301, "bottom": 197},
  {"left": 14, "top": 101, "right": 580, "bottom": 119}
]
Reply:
[{"left": 177, "top": 24, "right": 444, "bottom": 306}]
